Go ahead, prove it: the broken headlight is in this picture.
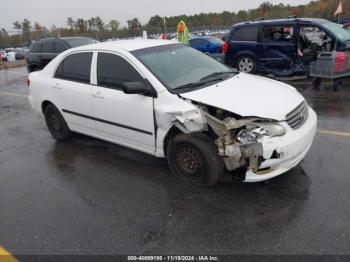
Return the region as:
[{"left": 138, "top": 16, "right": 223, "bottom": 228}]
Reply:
[{"left": 237, "top": 123, "right": 286, "bottom": 145}]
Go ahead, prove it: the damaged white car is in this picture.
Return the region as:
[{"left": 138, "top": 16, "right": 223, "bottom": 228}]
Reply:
[{"left": 28, "top": 40, "right": 317, "bottom": 186}]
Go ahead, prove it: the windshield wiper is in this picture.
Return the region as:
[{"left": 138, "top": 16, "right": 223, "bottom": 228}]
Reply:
[
  {"left": 174, "top": 71, "right": 238, "bottom": 91},
  {"left": 174, "top": 78, "right": 223, "bottom": 91},
  {"left": 200, "top": 70, "right": 237, "bottom": 81}
]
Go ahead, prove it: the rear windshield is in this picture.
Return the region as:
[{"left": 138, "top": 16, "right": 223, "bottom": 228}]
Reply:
[
  {"left": 30, "top": 42, "right": 41, "bottom": 53},
  {"left": 207, "top": 36, "right": 224, "bottom": 45},
  {"left": 64, "top": 38, "right": 96, "bottom": 47}
]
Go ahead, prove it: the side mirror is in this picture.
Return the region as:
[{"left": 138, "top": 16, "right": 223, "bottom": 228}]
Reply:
[{"left": 122, "top": 81, "right": 157, "bottom": 98}]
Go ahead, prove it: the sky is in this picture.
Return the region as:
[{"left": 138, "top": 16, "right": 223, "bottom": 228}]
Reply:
[{"left": 1, "top": 0, "right": 312, "bottom": 31}]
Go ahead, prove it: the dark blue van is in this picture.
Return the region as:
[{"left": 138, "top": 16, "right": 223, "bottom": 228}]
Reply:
[{"left": 223, "top": 18, "right": 350, "bottom": 74}]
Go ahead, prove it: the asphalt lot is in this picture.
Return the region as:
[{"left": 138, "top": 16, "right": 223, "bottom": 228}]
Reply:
[{"left": 0, "top": 67, "right": 350, "bottom": 255}]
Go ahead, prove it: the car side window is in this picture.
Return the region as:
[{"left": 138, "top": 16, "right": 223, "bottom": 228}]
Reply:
[
  {"left": 54, "top": 42, "right": 67, "bottom": 53},
  {"left": 97, "top": 53, "right": 143, "bottom": 90},
  {"left": 42, "top": 41, "right": 54, "bottom": 53},
  {"left": 30, "top": 43, "right": 42, "bottom": 53},
  {"left": 263, "top": 25, "right": 294, "bottom": 42},
  {"left": 232, "top": 26, "right": 258, "bottom": 41},
  {"left": 55, "top": 52, "right": 92, "bottom": 84}
]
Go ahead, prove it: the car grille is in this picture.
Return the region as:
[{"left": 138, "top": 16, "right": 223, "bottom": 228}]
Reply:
[{"left": 286, "top": 101, "right": 309, "bottom": 130}]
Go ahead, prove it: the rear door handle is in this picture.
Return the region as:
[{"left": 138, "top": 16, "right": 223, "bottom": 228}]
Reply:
[{"left": 92, "top": 91, "right": 104, "bottom": 99}]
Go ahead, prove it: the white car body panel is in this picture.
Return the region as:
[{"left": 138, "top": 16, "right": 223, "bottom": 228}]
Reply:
[
  {"left": 180, "top": 73, "right": 304, "bottom": 121},
  {"left": 52, "top": 79, "right": 97, "bottom": 133},
  {"left": 244, "top": 108, "right": 317, "bottom": 182},
  {"left": 28, "top": 40, "right": 317, "bottom": 183}
]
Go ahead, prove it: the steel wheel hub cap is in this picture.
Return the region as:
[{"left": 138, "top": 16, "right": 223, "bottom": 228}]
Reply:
[{"left": 176, "top": 145, "right": 204, "bottom": 178}]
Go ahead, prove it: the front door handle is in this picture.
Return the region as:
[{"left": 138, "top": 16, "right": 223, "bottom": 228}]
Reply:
[{"left": 92, "top": 91, "right": 104, "bottom": 99}]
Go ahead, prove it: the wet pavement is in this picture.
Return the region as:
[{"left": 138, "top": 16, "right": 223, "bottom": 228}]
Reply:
[{"left": 0, "top": 67, "right": 350, "bottom": 255}]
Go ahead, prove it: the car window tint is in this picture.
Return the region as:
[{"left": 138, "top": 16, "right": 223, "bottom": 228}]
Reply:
[
  {"left": 30, "top": 43, "right": 41, "bottom": 53},
  {"left": 55, "top": 52, "right": 92, "bottom": 84},
  {"left": 97, "top": 53, "right": 143, "bottom": 89},
  {"left": 55, "top": 42, "right": 67, "bottom": 53},
  {"left": 263, "top": 25, "right": 294, "bottom": 42},
  {"left": 190, "top": 39, "right": 208, "bottom": 45},
  {"left": 232, "top": 26, "right": 258, "bottom": 41},
  {"left": 42, "top": 41, "right": 54, "bottom": 53}
]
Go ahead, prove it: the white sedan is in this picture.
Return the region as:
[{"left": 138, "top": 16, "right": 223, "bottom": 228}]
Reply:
[{"left": 28, "top": 40, "right": 317, "bottom": 186}]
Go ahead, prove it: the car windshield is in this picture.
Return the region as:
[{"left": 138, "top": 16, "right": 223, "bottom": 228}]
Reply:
[
  {"left": 132, "top": 44, "right": 236, "bottom": 93},
  {"left": 64, "top": 38, "right": 96, "bottom": 47},
  {"left": 322, "top": 21, "right": 350, "bottom": 42}
]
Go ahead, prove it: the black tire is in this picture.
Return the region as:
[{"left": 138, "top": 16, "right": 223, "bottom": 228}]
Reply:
[
  {"left": 44, "top": 104, "right": 72, "bottom": 141},
  {"left": 333, "top": 79, "right": 342, "bottom": 91},
  {"left": 30, "top": 65, "right": 39, "bottom": 72},
  {"left": 236, "top": 55, "right": 257, "bottom": 73},
  {"left": 166, "top": 133, "right": 224, "bottom": 187},
  {"left": 312, "top": 77, "right": 322, "bottom": 89}
]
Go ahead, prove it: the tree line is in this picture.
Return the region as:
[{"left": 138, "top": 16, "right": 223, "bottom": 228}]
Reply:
[{"left": 1, "top": 0, "right": 350, "bottom": 48}]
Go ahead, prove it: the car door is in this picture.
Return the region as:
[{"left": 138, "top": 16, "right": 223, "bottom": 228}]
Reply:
[
  {"left": 258, "top": 24, "right": 296, "bottom": 70},
  {"left": 52, "top": 52, "right": 97, "bottom": 134},
  {"left": 91, "top": 52, "right": 155, "bottom": 154},
  {"left": 41, "top": 40, "right": 56, "bottom": 68}
]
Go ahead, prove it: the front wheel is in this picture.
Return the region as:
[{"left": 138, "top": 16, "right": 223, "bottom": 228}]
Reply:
[
  {"left": 44, "top": 104, "right": 73, "bottom": 141},
  {"left": 166, "top": 133, "right": 224, "bottom": 187},
  {"left": 236, "top": 56, "right": 257, "bottom": 73}
]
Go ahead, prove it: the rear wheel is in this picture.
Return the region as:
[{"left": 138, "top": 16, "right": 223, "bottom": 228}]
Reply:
[
  {"left": 236, "top": 56, "right": 257, "bottom": 73},
  {"left": 30, "top": 65, "right": 39, "bottom": 72},
  {"left": 44, "top": 104, "right": 72, "bottom": 141},
  {"left": 166, "top": 133, "right": 224, "bottom": 187}
]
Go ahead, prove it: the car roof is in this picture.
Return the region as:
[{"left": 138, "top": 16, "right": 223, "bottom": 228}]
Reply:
[
  {"left": 190, "top": 35, "right": 214, "bottom": 39},
  {"left": 34, "top": 37, "right": 92, "bottom": 43},
  {"left": 70, "top": 39, "right": 179, "bottom": 52},
  {"left": 233, "top": 18, "right": 329, "bottom": 27}
]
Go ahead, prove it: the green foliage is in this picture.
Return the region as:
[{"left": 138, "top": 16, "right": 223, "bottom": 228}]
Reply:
[
  {"left": 2, "top": 0, "right": 350, "bottom": 48},
  {"left": 147, "top": 0, "right": 350, "bottom": 27}
]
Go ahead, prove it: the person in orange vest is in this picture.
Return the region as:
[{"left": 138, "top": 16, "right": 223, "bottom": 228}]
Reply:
[{"left": 176, "top": 20, "right": 189, "bottom": 44}]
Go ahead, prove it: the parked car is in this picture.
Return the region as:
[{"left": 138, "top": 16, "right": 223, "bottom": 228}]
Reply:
[
  {"left": 27, "top": 40, "right": 317, "bottom": 186},
  {"left": 223, "top": 18, "right": 350, "bottom": 73},
  {"left": 189, "top": 36, "right": 224, "bottom": 54},
  {"left": 342, "top": 22, "right": 350, "bottom": 30},
  {"left": 0, "top": 51, "right": 8, "bottom": 62},
  {"left": 15, "top": 49, "right": 26, "bottom": 60},
  {"left": 26, "top": 37, "right": 97, "bottom": 72}
]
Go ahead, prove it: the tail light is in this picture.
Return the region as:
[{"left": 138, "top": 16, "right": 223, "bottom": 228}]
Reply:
[
  {"left": 222, "top": 41, "right": 229, "bottom": 54},
  {"left": 26, "top": 78, "right": 31, "bottom": 87}
]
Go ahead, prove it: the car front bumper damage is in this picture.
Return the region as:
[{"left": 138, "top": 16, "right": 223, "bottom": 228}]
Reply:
[{"left": 200, "top": 106, "right": 317, "bottom": 182}]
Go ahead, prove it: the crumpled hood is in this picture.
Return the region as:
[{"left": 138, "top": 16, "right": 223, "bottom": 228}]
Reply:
[{"left": 180, "top": 73, "right": 305, "bottom": 121}]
